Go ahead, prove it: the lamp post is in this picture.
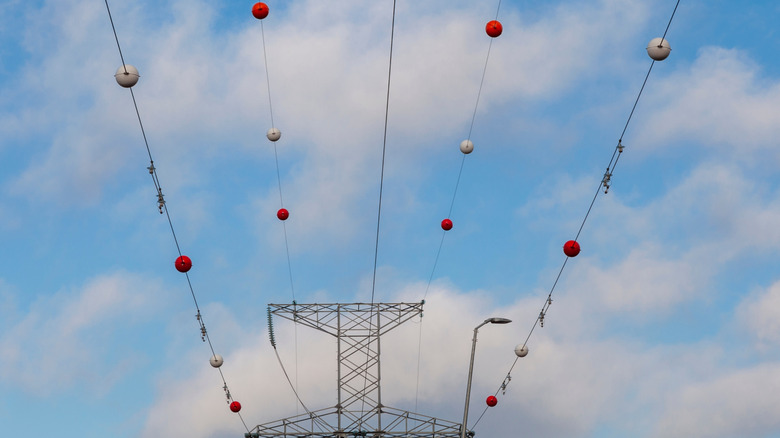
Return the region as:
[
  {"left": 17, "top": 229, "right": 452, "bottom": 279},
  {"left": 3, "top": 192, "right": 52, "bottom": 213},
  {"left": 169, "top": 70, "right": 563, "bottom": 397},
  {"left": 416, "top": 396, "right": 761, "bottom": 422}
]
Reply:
[{"left": 460, "top": 317, "right": 512, "bottom": 438}]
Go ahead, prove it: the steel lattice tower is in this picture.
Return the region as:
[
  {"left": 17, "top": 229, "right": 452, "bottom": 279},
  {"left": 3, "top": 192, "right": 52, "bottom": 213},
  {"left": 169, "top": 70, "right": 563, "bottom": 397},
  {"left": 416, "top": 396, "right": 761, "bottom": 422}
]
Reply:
[{"left": 246, "top": 302, "right": 463, "bottom": 438}]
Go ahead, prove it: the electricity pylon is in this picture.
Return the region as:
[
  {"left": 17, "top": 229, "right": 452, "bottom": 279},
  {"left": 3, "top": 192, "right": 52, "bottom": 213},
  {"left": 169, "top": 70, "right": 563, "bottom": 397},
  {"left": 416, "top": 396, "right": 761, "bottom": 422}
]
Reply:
[{"left": 246, "top": 302, "right": 463, "bottom": 438}]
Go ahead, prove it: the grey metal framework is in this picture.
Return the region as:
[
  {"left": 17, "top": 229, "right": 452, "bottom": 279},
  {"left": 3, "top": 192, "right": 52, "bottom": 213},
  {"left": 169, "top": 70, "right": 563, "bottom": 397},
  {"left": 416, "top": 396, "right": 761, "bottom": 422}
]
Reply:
[{"left": 246, "top": 302, "right": 464, "bottom": 438}]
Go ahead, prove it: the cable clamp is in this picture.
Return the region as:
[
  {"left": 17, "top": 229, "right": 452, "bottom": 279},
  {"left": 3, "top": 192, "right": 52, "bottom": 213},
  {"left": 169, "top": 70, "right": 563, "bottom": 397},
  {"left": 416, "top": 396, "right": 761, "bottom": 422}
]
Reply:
[
  {"left": 195, "top": 311, "right": 207, "bottom": 341},
  {"left": 156, "top": 188, "right": 166, "bottom": 214},
  {"left": 501, "top": 374, "right": 512, "bottom": 395},
  {"left": 602, "top": 169, "right": 612, "bottom": 194}
]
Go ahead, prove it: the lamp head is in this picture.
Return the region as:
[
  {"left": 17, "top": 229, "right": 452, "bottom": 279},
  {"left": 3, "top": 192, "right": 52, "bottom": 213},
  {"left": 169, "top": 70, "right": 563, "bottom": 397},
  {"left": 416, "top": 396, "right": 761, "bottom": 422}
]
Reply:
[{"left": 486, "top": 317, "right": 512, "bottom": 324}]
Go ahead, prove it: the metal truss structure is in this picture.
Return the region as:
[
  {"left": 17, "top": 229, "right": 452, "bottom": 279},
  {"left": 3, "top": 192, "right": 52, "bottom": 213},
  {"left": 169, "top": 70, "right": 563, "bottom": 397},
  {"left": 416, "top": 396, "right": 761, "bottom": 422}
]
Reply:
[{"left": 246, "top": 302, "right": 464, "bottom": 438}]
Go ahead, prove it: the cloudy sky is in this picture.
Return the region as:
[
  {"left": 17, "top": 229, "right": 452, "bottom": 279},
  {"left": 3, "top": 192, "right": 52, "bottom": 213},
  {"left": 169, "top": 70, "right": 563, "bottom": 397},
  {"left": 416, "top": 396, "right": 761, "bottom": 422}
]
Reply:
[{"left": 2, "top": 0, "right": 780, "bottom": 437}]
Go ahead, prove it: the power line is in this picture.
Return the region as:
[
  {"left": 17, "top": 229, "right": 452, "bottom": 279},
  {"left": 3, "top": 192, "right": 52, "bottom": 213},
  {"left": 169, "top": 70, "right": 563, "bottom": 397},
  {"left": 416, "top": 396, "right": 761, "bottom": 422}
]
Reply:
[
  {"left": 361, "top": 0, "right": 399, "bottom": 428},
  {"left": 102, "top": 0, "right": 248, "bottom": 431},
  {"left": 415, "top": 2, "right": 506, "bottom": 414},
  {"left": 469, "top": 0, "right": 682, "bottom": 431}
]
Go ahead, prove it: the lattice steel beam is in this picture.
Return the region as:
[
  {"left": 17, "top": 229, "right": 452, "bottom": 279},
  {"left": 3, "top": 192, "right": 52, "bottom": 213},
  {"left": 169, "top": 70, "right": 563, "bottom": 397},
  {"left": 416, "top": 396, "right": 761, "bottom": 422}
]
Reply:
[{"left": 250, "top": 302, "right": 463, "bottom": 437}]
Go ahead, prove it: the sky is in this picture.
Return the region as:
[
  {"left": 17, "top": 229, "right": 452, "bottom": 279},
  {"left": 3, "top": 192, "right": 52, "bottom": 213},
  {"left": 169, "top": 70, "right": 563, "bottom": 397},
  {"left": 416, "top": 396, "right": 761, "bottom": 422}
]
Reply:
[{"left": 1, "top": 0, "right": 780, "bottom": 437}]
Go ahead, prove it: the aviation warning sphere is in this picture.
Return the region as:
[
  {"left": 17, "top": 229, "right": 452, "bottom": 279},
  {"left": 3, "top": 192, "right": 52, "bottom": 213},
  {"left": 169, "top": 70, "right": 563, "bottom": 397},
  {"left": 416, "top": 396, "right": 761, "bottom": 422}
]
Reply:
[
  {"left": 514, "top": 344, "right": 529, "bottom": 357},
  {"left": 175, "top": 255, "right": 193, "bottom": 272},
  {"left": 646, "top": 38, "right": 671, "bottom": 61},
  {"left": 115, "top": 65, "right": 140, "bottom": 88},
  {"left": 210, "top": 354, "right": 224, "bottom": 368},
  {"left": 277, "top": 208, "right": 289, "bottom": 221},
  {"left": 486, "top": 20, "right": 503, "bottom": 38},
  {"left": 230, "top": 401, "right": 242, "bottom": 412},
  {"left": 252, "top": 2, "right": 269, "bottom": 19},
  {"left": 460, "top": 139, "right": 474, "bottom": 155},
  {"left": 267, "top": 127, "right": 281, "bottom": 142},
  {"left": 441, "top": 218, "right": 453, "bottom": 231},
  {"left": 486, "top": 395, "right": 498, "bottom": 407},
  {"left": 563, "top": 240, "right": 580, "bottom": 257}
]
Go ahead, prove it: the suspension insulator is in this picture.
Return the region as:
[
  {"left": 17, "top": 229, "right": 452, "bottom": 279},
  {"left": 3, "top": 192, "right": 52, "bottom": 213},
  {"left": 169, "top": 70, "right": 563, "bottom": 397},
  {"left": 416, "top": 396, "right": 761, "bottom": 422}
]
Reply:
[
  {"left": 252, "top": 2, "right": 269, "bottom": 19},
  {"left": 441, "top": 218, "right": 453, "bottom": 231},
  {"left": 563, "top": 240, "right": 580, "bottom": 257},
  {"left": 486, "top": 20, "right": 503, "bottom": 38},
  {"left": 175, "top": 255, "right": 192, "bottom": 272}
]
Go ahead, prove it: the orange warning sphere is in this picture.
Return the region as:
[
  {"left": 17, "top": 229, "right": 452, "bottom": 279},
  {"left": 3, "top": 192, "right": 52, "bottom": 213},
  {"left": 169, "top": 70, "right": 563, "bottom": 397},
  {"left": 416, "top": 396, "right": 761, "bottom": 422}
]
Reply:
[
  {"left": 252, "top": 2, "right": 269, "bottom": 19},
  {"left": 277, "top": 208, "right": 289, "bottom": 221},
  {"left": 486, "top": 395, "right": 498, "bottom": 407},
  {"left": 441, "top": 218, "right": 453, "bottom": 231},
  {"left": 486, "top": 20, "right": 503, "bottom": 38},
  {"left": 563, "top": 240, "right": 580, "bottom": 257},
  {"left": 230, "top": 401, "right": 242, "bottom": 412},
  {"left": 175, "top": 255, "right": 192, "bottom": 272}
]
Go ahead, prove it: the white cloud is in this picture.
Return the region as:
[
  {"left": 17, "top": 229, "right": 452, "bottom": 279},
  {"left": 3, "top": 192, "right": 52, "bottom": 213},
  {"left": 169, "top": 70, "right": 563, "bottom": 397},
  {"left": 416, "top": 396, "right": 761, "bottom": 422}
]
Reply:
[
  {"left": 135, "top": 281, "right": 739, "bottom": 438},
  {"left": 0, "top": 271, "right": 166, "bottom": 396},
  {"left": 652, "top": 363, "right": 780, "bottom": 438},
  {"left": 638, "top": 46, "right": 780, "bottom": 161},
  {"left": 737, "top": 280, "right": 780, "bottom": 349},
  {"left": 1, "top": 0, "right": 656, "bottom": 242}
]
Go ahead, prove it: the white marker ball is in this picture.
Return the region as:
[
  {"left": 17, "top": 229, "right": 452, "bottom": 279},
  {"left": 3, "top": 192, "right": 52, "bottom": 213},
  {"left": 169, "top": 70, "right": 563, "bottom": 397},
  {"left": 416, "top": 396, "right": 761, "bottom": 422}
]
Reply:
[
  {"left": 115, "top": 64, "right": 140, "bottom": 88},
  {"left": 459, "top": 139, "right": 474, "bottom": 155},
  {"left": 646, "top": 38, "right": 671, "bottom": 61},
  {"left": 267, "top": 128, "right": 281, "bottom": 142},
  {"left": 210, "top": 354, "right": 224, "bottom": 368},
  {"left": 514, "top": 344, "right": 529, "bottom": 358}
]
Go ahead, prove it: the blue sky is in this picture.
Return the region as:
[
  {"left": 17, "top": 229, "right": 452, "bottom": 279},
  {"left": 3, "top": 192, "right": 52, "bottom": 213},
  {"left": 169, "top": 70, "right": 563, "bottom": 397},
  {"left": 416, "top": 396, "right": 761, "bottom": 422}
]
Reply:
[{"left": 2, "top": 0, "right": 780, "bottom": 437}]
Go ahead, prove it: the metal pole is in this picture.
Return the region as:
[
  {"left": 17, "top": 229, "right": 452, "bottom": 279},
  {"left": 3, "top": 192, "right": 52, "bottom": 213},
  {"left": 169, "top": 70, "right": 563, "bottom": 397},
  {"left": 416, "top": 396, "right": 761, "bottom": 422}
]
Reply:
[
  {"left": 337, "top": 306, "right": 342, "bottom": 432},
  {"left": 376, "top": 307, "right": 382, "bottom": 432},
  {"left": 461, "top": 320, "right": 488, "bottom": 438}
]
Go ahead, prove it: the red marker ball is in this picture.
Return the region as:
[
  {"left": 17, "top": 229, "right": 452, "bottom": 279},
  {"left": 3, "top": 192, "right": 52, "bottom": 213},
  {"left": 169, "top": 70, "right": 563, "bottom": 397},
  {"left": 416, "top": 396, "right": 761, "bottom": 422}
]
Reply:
[
  {"left": 486, "top": 20, "right": 503, "bottom": 38},
  {"left": 486, "top": 395, "right": 498, "bottom": 407},
  {"left": 252, "top": 2, "right": 269, "bottom": 19},
  {"left": 441, "top": 218, "right": 453, "bottom": 231},
  {"left": 230, "top": 401, "right": 242, "bottom": 412},
  {"left": 563, "top": 240, "right": 581, "bottom": 257},
  {"left": 277, "top": 208, "right": 289, "bottom": 221},
  {"left": 175, "top": 255, "right": 192, "bottom": 273}
]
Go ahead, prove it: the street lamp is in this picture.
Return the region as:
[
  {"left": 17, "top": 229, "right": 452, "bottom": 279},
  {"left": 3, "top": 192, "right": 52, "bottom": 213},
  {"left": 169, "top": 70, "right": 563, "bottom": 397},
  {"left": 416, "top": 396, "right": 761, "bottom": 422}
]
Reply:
[{"left": 460, "top": 317, "right": 512, "bottom": 438}]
